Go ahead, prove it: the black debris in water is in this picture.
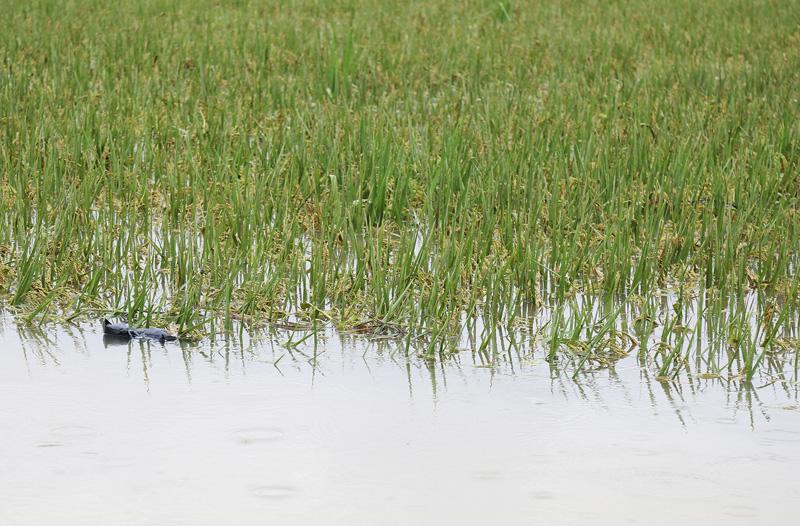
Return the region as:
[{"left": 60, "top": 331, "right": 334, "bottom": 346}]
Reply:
[{"left": 102, "top": 319, "right": 177, "bottom": 342}]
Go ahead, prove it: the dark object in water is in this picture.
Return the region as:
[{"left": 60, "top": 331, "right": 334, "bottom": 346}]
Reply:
[{"left": 102, "top": 319, "right": 177, "bottom": 342}]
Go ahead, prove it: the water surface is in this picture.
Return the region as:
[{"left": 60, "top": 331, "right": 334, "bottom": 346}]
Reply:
[{"left": 1, "top": 316, "right": 798, "bottom": 525}]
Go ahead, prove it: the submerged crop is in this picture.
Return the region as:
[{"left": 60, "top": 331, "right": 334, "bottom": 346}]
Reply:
[{"left": 0, "top": 0, "right": 798, "bottom": 380}]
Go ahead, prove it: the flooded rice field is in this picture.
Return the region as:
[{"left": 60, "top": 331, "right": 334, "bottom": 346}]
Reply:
[{"left": 1, "top": 314, "right": 798, "bottom": 526}]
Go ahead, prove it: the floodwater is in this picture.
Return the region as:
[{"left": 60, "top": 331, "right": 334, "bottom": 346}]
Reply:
[{"left": 1, "top": 316, "right": 798, "bottom": 525}]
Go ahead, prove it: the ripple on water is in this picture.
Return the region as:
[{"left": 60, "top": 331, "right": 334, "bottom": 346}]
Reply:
[
  {"left": 251, "top": 485, "right": 299, "bottom": 500},
  {"left": 722, "top": 504, "right": 759, "bottom": 519},
  {"left": 471, "top": 470, "right": 505, "bottom": 481},
  {"left": 529, "top": 490, "right": 555, "bottom": 501},
  {"left": 628, "top": 447, "right": 659, "bottom": 457},
  {"left": 758, "top": 429, "right": 800, "bottom": 446},
  {"left": 35, "top": 441, "right": 64, "bottom": 448},
  {"left": 50, "top": 425, "right": 97, "bottom": 438},
  {"left": 233, "top": 427, "right": 285, "bottom": 444}
]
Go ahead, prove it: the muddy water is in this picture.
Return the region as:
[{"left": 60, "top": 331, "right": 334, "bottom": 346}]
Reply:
[{"left": 1, "top": 316, "right": 798, "bottom": 525}]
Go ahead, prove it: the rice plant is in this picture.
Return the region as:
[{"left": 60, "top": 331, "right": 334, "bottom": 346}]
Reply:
[{"left": 0, "top": 0, "right": 798, "bottom": 379}]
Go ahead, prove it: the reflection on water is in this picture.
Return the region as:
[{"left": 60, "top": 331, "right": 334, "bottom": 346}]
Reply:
[{"left": 1, "top": 314, "right": 799, "bottom": 525}]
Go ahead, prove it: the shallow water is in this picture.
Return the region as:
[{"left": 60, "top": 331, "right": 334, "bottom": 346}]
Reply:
[{"left": 1, "top": 316, "right": 798, "bottom": 525}]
